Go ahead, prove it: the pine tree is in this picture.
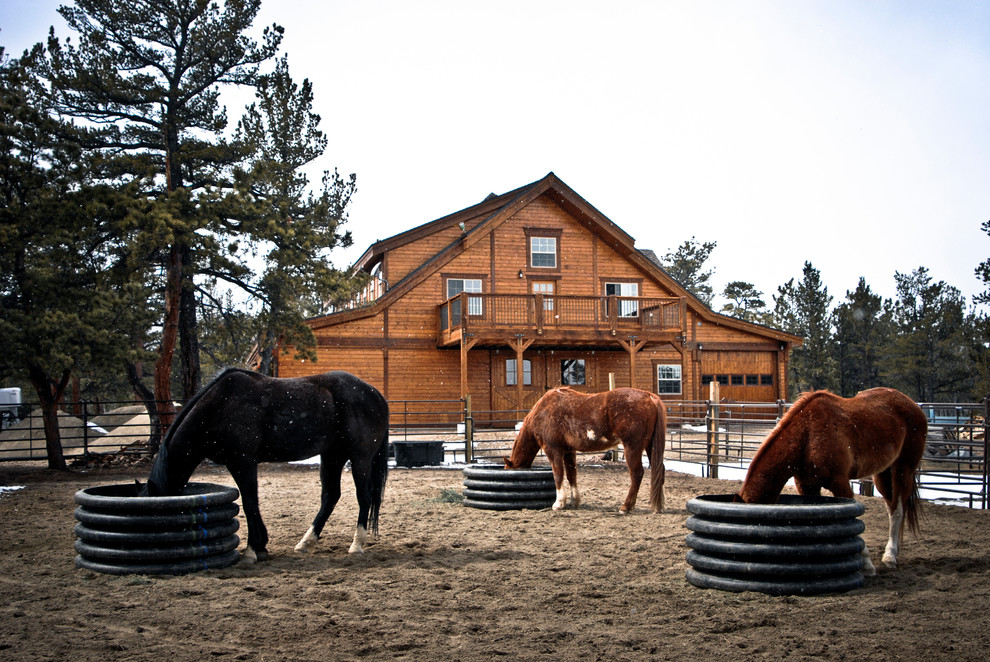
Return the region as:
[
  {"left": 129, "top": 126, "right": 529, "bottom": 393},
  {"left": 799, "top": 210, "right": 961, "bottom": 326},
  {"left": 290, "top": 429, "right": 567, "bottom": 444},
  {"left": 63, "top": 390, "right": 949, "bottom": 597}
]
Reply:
[
  {"left": 772, "top": 262, "right": 835, "bottom": 396},
  {"left": 720, "top": 281, "right": 768, "bottom": 323},
  {"left": 0, "top": 45, "right": 149, "bottom": 468},
  {"left": 886, "top": 267, "right": 972, "bottom": 401},
  {"left": 976, "top": 219, "right": 990, "bottom": 307},
  {"left": 831, "top": 278, "right": 892, "bottom": 396},
  {"left": 42, "top": 0, "right": 283, "bottom": 435},
  {"left": 231, "top": 56, "right": 358, "bottom": 375},
  {"left": 660, "top": 237, "right": 717, "bottom": 306}
]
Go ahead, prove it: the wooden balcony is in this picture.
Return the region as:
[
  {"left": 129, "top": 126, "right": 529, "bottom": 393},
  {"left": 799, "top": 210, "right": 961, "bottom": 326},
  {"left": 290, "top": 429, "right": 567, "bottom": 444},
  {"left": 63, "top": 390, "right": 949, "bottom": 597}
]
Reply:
[{"left": 438, "top": 293, "right": 686, "bottom": 348}]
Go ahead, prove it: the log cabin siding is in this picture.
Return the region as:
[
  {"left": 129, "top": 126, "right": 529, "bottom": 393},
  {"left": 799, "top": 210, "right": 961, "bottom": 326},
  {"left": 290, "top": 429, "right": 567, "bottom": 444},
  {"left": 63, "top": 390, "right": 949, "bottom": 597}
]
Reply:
[{"left": 282, "top": 173, "right": 801, "bottom": 414}]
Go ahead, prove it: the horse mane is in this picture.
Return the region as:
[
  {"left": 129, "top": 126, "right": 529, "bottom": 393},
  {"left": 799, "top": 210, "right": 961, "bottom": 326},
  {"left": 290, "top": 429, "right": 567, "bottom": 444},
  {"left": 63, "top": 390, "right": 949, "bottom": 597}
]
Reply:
[
  {"left": 158, "top": 367, "right": 253, "bottom": 449},
  {"left": 749, "top": 390, "right": 830, "bottom": 464},
  {"left": 774, "top": 390, "right": 831, "bottom": 429}
]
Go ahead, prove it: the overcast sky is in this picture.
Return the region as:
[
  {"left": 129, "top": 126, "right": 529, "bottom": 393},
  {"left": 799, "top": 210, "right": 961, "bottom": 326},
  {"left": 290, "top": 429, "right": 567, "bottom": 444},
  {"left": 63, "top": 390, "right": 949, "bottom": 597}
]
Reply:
[{"left": 3, "top": 0, "right": 989, "bottom": 310}]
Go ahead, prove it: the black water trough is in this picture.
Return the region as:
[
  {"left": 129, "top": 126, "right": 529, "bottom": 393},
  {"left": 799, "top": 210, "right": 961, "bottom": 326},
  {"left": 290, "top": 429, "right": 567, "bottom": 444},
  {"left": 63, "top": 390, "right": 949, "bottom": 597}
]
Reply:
[
  {"left": 685, "top": 494, "right": 866, "bottom": 595},
  {"left": 74, "top": 482, "right": 241, "bottom": 575},
  {"left": 392, "top": 440, "right": 445, "bottom": 467},
  {"left": 462, "top": 465, "right": 556, "bottom": 510}
]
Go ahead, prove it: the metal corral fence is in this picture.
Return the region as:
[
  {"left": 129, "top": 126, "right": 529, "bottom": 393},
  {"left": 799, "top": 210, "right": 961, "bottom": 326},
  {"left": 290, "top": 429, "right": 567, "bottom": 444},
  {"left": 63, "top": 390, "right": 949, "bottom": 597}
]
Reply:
[{"left": 2, "top": 396, "right": 986, "bottom": 508}]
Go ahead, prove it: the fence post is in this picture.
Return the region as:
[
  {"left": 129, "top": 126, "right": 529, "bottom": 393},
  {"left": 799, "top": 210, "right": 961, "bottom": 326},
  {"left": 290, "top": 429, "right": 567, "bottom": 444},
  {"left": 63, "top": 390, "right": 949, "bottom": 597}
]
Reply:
[
  {"left": 464, "top": 394, "right": 473, "bottom": 464},
  {"left": 81, "top": 399, "right": 90, "bottom": 461},
  {"left": 707, "top": 381, "right": 720, "bottom": 480},
  {"left": 983, "top": 396, "right": 989, "bottom": 510}
]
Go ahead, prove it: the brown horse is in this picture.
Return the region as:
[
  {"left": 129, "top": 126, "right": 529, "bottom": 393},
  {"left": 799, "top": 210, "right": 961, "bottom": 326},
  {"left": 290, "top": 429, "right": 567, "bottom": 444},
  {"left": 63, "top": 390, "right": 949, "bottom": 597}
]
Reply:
[
  {"left": 737, "top": 387, "right": 928, "bottom": 574},
  {"left": 504, "top": 387, "right": 667, "bottom": 513}
]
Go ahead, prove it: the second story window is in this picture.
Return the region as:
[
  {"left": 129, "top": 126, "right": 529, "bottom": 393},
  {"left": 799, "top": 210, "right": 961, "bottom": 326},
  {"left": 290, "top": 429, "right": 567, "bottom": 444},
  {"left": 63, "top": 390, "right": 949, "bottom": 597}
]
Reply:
[
  {"left": 605, "top": 282, "right": 639, "bottom": 317},
  {"left": 447, "top": 278, "right": 483, "bottom": 317},
  {"left": 530, "top": 237, "right": 557, "bottom": 268}
]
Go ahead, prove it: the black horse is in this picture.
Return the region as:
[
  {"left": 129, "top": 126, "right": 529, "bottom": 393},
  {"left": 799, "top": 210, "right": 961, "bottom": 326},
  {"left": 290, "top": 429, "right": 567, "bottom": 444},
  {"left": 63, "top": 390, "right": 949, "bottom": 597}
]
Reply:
[{"left": 143, "top": 368, "right": 389, "bottom": 563}]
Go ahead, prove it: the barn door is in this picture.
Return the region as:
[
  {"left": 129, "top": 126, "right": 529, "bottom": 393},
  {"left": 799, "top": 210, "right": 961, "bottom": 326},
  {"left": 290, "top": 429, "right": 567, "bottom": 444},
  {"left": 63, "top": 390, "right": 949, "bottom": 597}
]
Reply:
[{"left": 491, "top": 352, "right": 545, "bottom": 423}]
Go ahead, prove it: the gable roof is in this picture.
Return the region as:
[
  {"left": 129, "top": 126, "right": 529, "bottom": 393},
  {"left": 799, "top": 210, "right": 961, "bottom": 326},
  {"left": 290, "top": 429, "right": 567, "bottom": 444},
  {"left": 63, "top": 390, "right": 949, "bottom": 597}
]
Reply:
[{"left": 313, "top": 173, "right": 802, "bottom": 344}]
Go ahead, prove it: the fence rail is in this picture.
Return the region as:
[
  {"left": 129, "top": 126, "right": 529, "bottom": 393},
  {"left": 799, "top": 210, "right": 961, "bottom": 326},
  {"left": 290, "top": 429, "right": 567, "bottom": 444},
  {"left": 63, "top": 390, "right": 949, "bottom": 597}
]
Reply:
[{"left": 2, "top": 396, "right": 986, "bottom": 508}]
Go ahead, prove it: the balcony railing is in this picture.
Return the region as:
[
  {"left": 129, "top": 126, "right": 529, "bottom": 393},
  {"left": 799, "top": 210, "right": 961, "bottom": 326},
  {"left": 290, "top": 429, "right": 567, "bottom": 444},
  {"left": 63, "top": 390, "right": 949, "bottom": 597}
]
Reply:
[
  {"left": 438, "top": 293, "right": 685, "bottom": 346},
  {"left": 325, "top": 274, "right": 388, "bottom": 313}
]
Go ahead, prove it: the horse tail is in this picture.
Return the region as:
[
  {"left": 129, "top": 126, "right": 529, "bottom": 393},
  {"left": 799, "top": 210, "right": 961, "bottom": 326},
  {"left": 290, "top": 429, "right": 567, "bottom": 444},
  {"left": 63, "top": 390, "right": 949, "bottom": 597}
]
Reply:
[
  {"left": 902, "top": 405, "right": 928, "bottom": 535},
  {"left": 904, "top": 470, "right": 924, "bottom": 535},
  {"left": 648, "top": 396, "right": 667, "bottom": 513},
  {"left": 367, "top": 430, "right": 390, "bottom": 537}
]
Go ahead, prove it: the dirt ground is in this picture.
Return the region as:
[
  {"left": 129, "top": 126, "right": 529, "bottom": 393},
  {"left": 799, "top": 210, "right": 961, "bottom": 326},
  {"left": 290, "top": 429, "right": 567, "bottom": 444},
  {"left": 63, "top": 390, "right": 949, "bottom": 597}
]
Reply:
[{"left": 1, "top": 460, "right": 989, "bottom": 662}]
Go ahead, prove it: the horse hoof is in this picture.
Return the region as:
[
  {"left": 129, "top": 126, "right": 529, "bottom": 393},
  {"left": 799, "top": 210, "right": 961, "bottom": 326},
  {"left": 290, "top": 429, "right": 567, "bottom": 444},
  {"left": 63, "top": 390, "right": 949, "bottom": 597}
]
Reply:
[
  {"left": 240, "top": 547, "right": 258, "bottom": 566},
  {"left": 348, "top": 543, "right": 365, "bottom": 554},
  {"left": 294, "top": 527, "right": 319, "bottom": 553}
]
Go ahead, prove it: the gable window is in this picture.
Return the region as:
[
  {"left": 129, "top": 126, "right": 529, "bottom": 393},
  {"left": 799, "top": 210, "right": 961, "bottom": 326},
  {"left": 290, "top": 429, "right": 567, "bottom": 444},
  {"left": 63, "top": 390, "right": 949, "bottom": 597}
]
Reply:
[
  {"left": 506, "top": 359, "right": 532, "bottom": 386},
  {"left": 605, "top": 282, "right": 639, "bottom": 317},
  {"left": 447, "top": 278, "right": 483, "bottom": 320},
  {"left": 530, "top": 236, "right": 557, "bottom": 268},
  {"left": 656, "top": 365, "right": 682, "bottom": 395},
  {"left": 561, "top": 359, "right": 585, "bottom": 386}
]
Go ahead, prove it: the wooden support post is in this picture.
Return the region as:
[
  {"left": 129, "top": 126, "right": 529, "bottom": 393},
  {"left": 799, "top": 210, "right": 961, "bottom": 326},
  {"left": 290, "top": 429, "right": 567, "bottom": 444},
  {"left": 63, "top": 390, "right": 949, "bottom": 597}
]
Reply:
[
  {"left": 617, "top": 337, "right": 647, "bottom": 388},
  {"left": 510, "top": 335, "right": 534, "bottom": 419},
  {"left": 459, "top": 335, "right": 478, "bottom": 400}
]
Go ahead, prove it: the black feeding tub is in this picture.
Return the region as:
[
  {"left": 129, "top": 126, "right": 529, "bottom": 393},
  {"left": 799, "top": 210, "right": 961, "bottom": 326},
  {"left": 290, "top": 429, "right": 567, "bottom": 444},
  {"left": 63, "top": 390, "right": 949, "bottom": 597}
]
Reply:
[
  {"left": 684, "top": 494, "right": 867, "bottom": 595},
  {"left": 74, "top": 482, "right": 241, "bottom": 575},
  {"left": 462, "top": 465, "right": 557, "bottom": 510}
]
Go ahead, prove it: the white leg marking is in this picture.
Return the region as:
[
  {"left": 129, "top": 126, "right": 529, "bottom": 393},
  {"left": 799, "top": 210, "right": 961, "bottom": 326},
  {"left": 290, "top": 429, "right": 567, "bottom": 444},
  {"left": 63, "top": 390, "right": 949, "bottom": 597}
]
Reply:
[
  {"left": 570, "top": 483, "right": 582, "bottom": 508},
  {"left": 882, "top": 501, "right": 904, "bottom": 567},
  {"left": 241, "top": 545, "right": 258, "bottom": 566},
  {"left": 860, "top": 544, "right": 877, "bottom": 576},
  {"left": 294, "top": 525, "right": 319, "bottom": 553},
  {"left": 348, "top": 524, "right": 368, "bottom": 554},
  {"left": 553, "top": 486, "right": 567, "bottom": 510}
]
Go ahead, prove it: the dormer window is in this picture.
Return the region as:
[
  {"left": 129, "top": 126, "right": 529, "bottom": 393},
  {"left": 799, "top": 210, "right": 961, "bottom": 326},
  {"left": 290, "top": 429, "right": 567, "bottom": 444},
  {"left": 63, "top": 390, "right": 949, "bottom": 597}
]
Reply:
[{"left": 530, "top": 237, "right": 557, "bottom": 268}]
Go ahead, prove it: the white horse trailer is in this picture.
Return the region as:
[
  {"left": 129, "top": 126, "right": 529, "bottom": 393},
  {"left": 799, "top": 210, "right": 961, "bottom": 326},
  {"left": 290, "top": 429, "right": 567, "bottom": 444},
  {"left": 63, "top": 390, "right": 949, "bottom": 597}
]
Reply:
[{"left": 1, "top": 387, "right": 22, "bottom": 429}]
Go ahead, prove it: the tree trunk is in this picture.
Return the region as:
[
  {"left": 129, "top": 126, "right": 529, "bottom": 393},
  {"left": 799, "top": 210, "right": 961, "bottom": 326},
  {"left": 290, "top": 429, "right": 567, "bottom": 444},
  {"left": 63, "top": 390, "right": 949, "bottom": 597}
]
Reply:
[
  {"left": 179, "top": 244, "right": 201, "bottom": 399},
  {"left": 27, "top": 364, "right": 69, "bottom": 471},
  {"left": 125, "top": 361, "right": 163, "bottom": 456},
  {"left": 154, "top": 243, "right": 181, "bottom": 441},
  {"left": 257, "top": 328, "right": 277, "bottom": 376}
]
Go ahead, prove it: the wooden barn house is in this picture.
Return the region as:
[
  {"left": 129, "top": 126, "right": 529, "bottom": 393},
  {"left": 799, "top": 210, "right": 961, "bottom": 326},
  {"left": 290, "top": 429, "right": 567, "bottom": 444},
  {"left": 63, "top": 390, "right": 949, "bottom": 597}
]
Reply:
[{"left": 278, "top": 173, "right": 802, "bottom": 419}]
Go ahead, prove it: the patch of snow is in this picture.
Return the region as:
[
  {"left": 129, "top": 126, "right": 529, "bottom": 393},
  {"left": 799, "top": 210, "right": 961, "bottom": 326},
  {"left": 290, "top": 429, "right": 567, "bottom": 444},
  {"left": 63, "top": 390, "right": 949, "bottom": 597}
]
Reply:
[
  {"left": 0, "top": 485, "right": 25, "bottom": 499},
  {"left": 683, "top": 424, "right": 726, "bottom": 433}
]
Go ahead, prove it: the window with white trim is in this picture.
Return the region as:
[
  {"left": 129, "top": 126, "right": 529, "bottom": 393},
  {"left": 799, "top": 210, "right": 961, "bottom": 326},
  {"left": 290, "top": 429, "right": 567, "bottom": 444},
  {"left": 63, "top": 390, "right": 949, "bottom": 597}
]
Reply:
[
  {"left": 447, "top": 278, "right": 483, "bottom": 316},
  {"left": 605, "top": 282, "right": 639, "bottom": 317},
  {"left": 530, "top": 237, "right": 557, "bottom": 268},
  {"left": 656, "top": 364, "right": 682, "bottom": 395}
]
